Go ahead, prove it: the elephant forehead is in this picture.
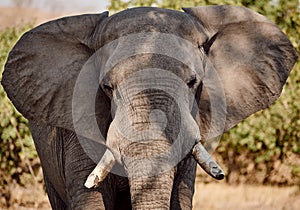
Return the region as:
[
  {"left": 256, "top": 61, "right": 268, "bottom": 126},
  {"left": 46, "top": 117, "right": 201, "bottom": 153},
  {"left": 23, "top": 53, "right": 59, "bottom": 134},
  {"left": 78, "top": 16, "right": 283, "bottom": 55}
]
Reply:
[
  {"left": 104, "top": 54, "right": 196, "bottom": 86},
  {"left": 99, "top": 7, "right": 207, "bottom": 46}
]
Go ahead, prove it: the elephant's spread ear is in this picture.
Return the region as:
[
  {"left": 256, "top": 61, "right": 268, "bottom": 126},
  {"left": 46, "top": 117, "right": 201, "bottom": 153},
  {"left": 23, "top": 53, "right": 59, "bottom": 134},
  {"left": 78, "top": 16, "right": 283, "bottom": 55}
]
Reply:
[
  {"left": 183, "top": 6, "right": 298, "bottom": 139},
  {"left": 2, "top": 12, "right": 109, "bottom": 134}
]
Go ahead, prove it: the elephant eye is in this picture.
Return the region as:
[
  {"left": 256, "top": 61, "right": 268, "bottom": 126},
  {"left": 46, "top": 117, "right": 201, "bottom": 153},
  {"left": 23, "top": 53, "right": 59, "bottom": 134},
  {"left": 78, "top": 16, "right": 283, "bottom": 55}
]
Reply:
[
  {"left": 103, "top": 83, "right": 113, "bottom": 94},
  {"left": 203, "top": 33, "right": 218, "bottom": 54},
  {"left": 187, "top": 76, "right": 197, "bottom": 88}
]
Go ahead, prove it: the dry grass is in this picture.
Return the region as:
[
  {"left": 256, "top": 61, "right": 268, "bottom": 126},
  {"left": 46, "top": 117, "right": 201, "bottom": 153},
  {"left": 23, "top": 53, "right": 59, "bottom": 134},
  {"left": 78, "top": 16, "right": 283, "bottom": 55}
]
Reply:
[
  {"left": 6, "top": 175, "right": 300, "bottom": 210},
  {"left": 0, "top": 6, "right": 58, "bottom": 29},
  {"left": 193, "top": 181, "right": 300, "bottom": 210},
  {"left": 0, "top": 6, "right": 88, "bottom": 30}
]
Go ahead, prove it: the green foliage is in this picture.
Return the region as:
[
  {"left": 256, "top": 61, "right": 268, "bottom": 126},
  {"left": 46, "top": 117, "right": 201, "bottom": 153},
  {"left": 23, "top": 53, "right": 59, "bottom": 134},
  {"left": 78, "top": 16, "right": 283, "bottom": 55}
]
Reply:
[
  {"left": 108, "top": 0, "right": 244, "bottom": 11},
  {"left": 217, "top": 0, "right": 300, "bottom": 185},
  {"left": 0, "top": 25, "right": 40, "bottom": 206},
  {"left": 108, "top": 0, "right": 300, "bottom": 185}
]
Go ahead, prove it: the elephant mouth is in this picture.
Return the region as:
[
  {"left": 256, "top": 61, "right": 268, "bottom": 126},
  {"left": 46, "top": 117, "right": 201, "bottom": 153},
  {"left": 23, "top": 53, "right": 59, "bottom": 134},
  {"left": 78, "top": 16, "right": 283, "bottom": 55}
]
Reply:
[{"left": 84, "top": 141, "right": 224, "bottom": 188}]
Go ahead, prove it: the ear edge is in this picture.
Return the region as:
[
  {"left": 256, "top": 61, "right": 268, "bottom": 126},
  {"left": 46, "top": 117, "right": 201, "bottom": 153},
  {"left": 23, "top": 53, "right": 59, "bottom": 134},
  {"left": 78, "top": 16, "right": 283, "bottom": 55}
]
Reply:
[
  {"left": 186, "top": 5, "right": 298, "bottom": 139},
  {"left": 2, "top": 12, "right": 110, "bottom": 133}
]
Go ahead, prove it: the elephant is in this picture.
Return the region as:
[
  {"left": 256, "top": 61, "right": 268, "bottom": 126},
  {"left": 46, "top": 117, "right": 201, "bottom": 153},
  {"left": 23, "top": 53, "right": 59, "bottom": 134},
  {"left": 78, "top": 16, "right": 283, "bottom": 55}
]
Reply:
[{"left": 1, "top": 5, "right": 297, "bottom": 210}]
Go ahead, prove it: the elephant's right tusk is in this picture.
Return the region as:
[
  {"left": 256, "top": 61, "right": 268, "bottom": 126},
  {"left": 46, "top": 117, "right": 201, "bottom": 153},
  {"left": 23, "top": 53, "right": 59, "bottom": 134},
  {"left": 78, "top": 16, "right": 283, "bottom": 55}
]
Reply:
[
  {"left": 84, "top": 150, "right": 116, "bottom": 188},
  {"left": 192, "top": 142, "right": 225, "bottom": 180}
]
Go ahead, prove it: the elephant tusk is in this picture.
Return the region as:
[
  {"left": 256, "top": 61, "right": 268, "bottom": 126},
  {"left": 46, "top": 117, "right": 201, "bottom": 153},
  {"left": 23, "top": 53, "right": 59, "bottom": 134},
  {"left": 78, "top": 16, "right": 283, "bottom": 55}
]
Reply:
[
  {"left": 84, "top": 150, "right": 116, "bottom": 188},
  {"left": 192, "top": 142, "right": 225, "bottom": 180}
]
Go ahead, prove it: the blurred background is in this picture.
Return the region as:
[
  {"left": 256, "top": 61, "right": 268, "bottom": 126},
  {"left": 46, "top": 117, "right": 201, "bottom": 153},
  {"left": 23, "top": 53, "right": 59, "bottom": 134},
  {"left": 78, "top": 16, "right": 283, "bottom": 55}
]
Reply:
[{"left": 0, "top": 0, "right": 299, "bottom": 209}]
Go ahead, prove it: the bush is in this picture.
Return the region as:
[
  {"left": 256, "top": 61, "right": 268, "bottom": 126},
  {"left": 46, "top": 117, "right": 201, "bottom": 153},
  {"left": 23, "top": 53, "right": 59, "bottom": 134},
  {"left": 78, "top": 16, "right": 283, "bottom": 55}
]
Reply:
[
  {"left": 0, "top": 25, "right": 42, "bottom": 207},
  {"left": 217, "top": 63, "right": 300, "bottom": 185},
  {"left": 216, "top": 0, "right": 300, "bottom": 185}
]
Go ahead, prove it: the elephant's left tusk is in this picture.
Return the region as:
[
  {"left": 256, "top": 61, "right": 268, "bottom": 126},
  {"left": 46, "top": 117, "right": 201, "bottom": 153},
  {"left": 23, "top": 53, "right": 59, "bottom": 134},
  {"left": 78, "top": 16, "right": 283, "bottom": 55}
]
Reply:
[
  {"left": 84, "top": 150, "right": 116, "bottom": 188},
  {"left": 192, "top": 142, "right": 225, "bottom": 180}
]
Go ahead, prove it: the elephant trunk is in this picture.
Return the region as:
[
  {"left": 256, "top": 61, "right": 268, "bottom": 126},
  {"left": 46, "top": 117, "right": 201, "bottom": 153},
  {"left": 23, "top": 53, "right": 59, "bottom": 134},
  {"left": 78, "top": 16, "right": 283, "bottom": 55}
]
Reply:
[
  {"left": 122, "top": 140, "right": 175, "bottom": 210},
  {"left": 129, "top": 169, "right": 175, "bottom": 210},
  {"left": 108, "top": 85, "right": 181, "bottom": 209}
]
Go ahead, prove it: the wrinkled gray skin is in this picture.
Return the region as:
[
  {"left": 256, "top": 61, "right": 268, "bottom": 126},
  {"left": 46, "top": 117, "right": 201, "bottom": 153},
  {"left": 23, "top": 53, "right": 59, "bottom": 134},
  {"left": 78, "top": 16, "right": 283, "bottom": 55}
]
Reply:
[{"left": 2, "top": 6, "right": 297, "bottom": 210}]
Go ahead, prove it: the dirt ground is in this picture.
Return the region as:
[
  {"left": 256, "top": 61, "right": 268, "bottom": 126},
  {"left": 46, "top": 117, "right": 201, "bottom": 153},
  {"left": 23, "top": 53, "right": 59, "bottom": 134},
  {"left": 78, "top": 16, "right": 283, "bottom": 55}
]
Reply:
[
  {"left": 6, "top": 174, "right": 300, "bottom": 210},
  {"left": 193, "top": 181, "right": 300, "bottom": 210}
]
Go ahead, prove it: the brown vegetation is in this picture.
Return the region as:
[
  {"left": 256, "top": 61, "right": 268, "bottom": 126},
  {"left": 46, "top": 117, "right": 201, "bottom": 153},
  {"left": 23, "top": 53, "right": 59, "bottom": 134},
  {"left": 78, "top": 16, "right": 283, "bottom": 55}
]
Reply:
[{"left": 5, "top": 173, "right": 300, "bottom": 210}]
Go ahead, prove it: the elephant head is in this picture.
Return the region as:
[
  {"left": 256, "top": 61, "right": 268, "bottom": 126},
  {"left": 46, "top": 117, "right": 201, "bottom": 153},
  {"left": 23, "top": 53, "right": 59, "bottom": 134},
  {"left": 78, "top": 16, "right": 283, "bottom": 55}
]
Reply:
[{"left": 2, "top": 5, "right": 297, "bottom": 209}]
